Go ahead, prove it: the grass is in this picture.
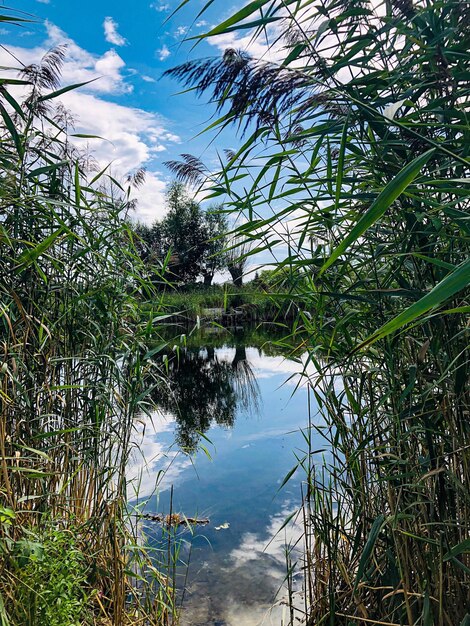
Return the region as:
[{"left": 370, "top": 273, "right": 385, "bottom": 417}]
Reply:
[
  {"left": 0, "top": 25, "right": 180, "bottom": 626},
  {"left": 4, "top": 520, "right": 91, "bottom": 626},
  {"left": 144, "top": 282, "right": 297, "bottom": 322}
]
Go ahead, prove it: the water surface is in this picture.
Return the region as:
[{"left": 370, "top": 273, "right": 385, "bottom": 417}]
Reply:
[{"left": 130, "top": 332, "right": 322, "bottom": 625}]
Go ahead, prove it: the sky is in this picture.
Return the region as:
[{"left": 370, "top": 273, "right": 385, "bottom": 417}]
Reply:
[
  {"left": 1, "top": 0, "right": 395, "bottom": 278},
  {"left": 0, "top": 0, "right": 248, "bottom": 224}
]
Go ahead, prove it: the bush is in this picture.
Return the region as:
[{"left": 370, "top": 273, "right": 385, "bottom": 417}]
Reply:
[{"left": 8, "top": 523, "right": 91, "bottom": 626}]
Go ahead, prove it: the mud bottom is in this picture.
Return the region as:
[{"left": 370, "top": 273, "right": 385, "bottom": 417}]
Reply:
[{"left": 179, "top": 566, "right": 288, "bottom": 626}]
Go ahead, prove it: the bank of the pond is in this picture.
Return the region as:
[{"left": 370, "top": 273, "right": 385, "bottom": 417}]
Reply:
[{"left": 144, "top": 284, "right": 298, "bottom": 326}]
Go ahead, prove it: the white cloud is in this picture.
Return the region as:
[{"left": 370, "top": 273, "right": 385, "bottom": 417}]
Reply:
[
  {"left": 59, "top": 92, "right": 166, "bottom": 165},
  {"left": 128, "top": 411, "right": 193, "bottom": 497},
  {"left": 230, "top": 502, "right": 303, "bottom": 568},
  {"left": 0, "top": 25, "right": 130, "bottom": 96},
  {"left": 174, "top": 25, "right": 188, "bottom": 37},
  {"left": 103, "top": 16, "right": 128, "bottom": 47},
  {"left": 150, "top": 2, "right": 170, "bottom": 11},
  {"left": 0, "top": 23, "right": 180, "bottom": 224},
  {"left": 43, "top": 21, "right": 131, "bottom": 94},
  {"left": 56, "top": 90, "right": 179, "bottom": 221},
  {"left": 95, "top": 49, "right": 126, "bottom": 80},
  {"left": 196, "top": 20, "right": 208, "bottom": 28},
  {"left": 142, "top": 74, "right": 156, "bottom": 83},
  {"left": 131, "top": 171, "right": 171, "bottom": 223},
  {"left": 156, "top": 44, "right": 170, "bottom": 61},
  {"left": 36, "top": 0, "right": 50, "bottom": 3},
  {"left": 179, "top": 501, "right": 305, "bottom": 626}
]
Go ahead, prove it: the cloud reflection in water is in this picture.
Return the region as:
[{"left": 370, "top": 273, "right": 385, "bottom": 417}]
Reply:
[{"left": 129, "top": 341, "right": 316, "bottom": 625}]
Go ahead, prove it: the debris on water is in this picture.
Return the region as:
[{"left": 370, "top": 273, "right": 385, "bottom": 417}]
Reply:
[
  {"left": 214, "top": 522, "right": 230, "bottom": 531},
  {"left": 138, "top": 512, "right": 210, "bottom": 526}
]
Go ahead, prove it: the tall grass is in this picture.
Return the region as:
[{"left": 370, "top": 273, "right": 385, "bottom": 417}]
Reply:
[
  {"left": 0, "top": 17, "right": 177, "bottom": 625},
  {"left": 166, "top": 0, "right": 470, "bottom": 623},
  {"left": 148, "top": 282, "right": 294, "bottom": 321}
]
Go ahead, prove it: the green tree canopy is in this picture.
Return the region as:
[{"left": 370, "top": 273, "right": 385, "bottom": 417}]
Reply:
[
  {"left": 135, "top": 182, "right": 229, "bottom": 285},
  {"left": 199, "top": 207, "right": 228, "bottom": 285}
]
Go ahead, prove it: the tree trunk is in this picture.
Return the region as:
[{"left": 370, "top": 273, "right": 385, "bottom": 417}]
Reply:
[
  {"left": 203, "top": 272, "right": 213, "bottom": 286},
  {"left": 232, "top": 345, "right": 247, "bottom": 368},
  {"left": 228, "top": 265, "right": 243, "bottom": 286}
]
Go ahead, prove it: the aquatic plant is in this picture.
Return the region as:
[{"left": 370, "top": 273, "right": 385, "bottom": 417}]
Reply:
[
  {"left": 0, "top": 12, "right": 178, "bottom": 624},
  {"left": 165, "top": 0, "right": 470, "bottom": 623}
]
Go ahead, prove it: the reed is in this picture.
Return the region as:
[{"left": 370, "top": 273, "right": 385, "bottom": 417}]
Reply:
[
  {"left": 0, "top": 15, "right": 178, "bottom": 625},
  {"left": 165, "top": 0, "right": 470, "bottom": 623},
  {"left": 144, "top": 282, "right": 295, "bottom": 324}
]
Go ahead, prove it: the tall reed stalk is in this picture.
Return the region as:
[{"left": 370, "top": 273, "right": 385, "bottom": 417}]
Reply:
[
  {"left": 165, "top": 0, "right": 470, "bottom": 622},
  {"left": 0, "top": 15, "right": 177, "bottom": 624}
]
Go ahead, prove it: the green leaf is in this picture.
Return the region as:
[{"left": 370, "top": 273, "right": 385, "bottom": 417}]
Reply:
[
  {"left": 37, "top": 78, "right": 99, "bottom": 103},
  {"left": 0, "top": 14, "right": 32, "bottom": 23},
  {"left": 0, "top": 78, "right": 32, "bottom": 85},
  {"left": 0, "top": 87, "right": 26, "bottom": 119},
  {"left": 199, "top": 0, "right": 271, "bottom": 37},
  {"left": 26, "top": 161, "right": 68, "bottom": 179},
  {"left": 277, "top": 463, "right": 299, "bottom": 493},
  {"left": 144, "top": 344, "right": 167, "bottom": 359},
  {"left": 0, "top": 102, "right": 23, "bottom": 158},
  {"left": 204, "top": 15, "right": 280, "bottom": 36},
  {"left": 90, "top": 162, "right": 111, "bottom": 185},
  {"left": 74, "top": 161, "right": 81, "bottom": 206},
  {"left": 71, "top": 133, "right": 105, "bottom": 139},
  {"left": 277, "top": 510, "right": 297, "bottom": 533},
  {"left": 320, "top": 149, "right": 435, "bottom": 275},
  {"left": 444, "top": 538, "right": 470, "bottom": 561},
  {"left": 16, "top": 445, "right": 51, "bottom": 461},
  {"left": 282, "top": 43, "right": 308, "bottom": 66},
  {"left": 0, "top": 507, "right": 15, "bottom": 523},
  {"left": 423, "top": 587, "right": 433, "bottom": 626},
  {"left": 335, "top": 116, "right": 349, "bottom": 210},
  {"left": 353, "top": 514, "right": 385, "bottom": 594},
  {"left": 0, "top": 590, "right": 10, "bottom": 626},
  {"left": 16, "top": 228, "right": 65, "bottom": 270},
  {"left": 357, "top": 258, "right": 470, "bottom": 349},
  {"left": 7, "top": 467, "right": 55, "bottom": 477}
]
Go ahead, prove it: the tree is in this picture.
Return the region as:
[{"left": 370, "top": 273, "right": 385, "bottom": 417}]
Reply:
[
  {"left": 199, "top": 207, "right": 228, "bottom": 285},
  {"left": 160, "top": 182, "right": 207, "bottom": 283},
  {"left": 225, "top": 234, "right": 251, "bottom": 287},
  {"left": 149, "top": 345, "right": 259, "bottom": 451},
  {"left": 135, "top": 184, "right": 230, "bottom": 285}
]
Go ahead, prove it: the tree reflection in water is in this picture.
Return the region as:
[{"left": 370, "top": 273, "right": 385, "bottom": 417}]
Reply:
[{"left": 151, "top": 345, "right": 260, "bottom": 451}]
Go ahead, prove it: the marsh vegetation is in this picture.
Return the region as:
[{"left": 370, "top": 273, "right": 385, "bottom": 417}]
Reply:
[
  {"left": 1, "top": 0, "right": 469, "bottom": 625},
  {"left": 0, "top": 17, "right": 177, "bottom": 625},
  {"left": 165, "top": 0, "right": 470, "bottom": 623}
]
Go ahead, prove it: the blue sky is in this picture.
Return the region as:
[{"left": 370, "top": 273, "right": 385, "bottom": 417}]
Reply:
[{"left": 1, "top": 0, "right": 250, "bottom": 223}]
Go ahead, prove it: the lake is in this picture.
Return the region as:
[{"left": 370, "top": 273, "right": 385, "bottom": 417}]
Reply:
[{"left": 129, "top": 329, "right": 323, "bottom": 625}]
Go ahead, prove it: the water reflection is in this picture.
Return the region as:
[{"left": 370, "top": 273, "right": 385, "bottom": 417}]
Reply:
[
  {"left": 132, "top": 329, "right": 319, "bottom": 626},
  {"left": 150, "top": 344, "right": 260, "bottom": 451}
]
